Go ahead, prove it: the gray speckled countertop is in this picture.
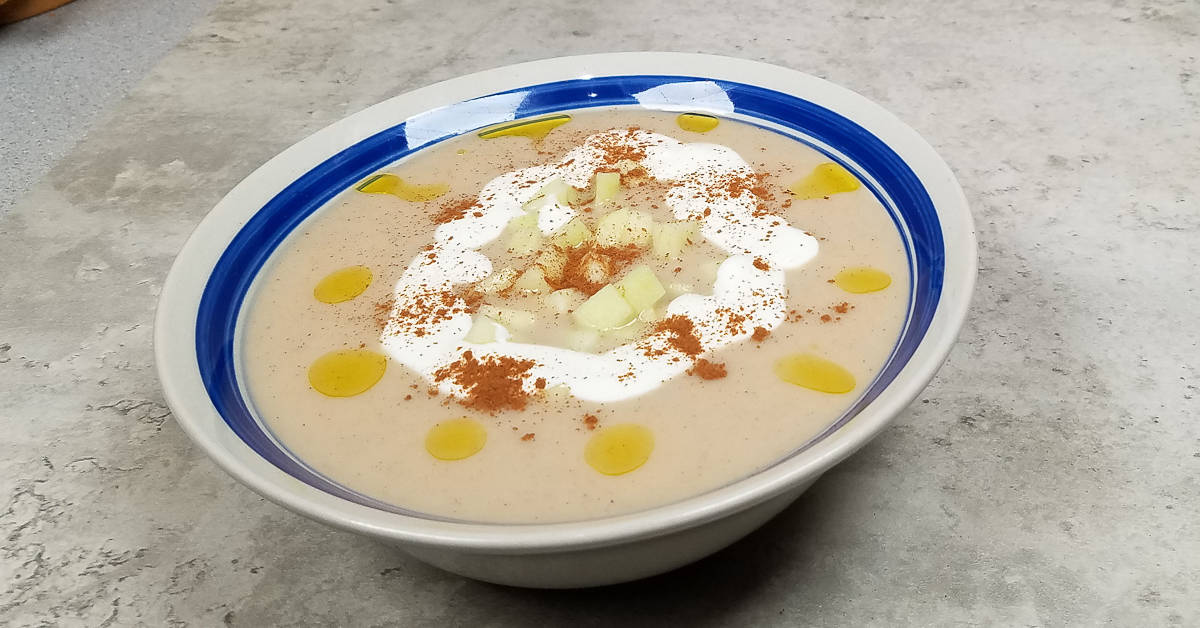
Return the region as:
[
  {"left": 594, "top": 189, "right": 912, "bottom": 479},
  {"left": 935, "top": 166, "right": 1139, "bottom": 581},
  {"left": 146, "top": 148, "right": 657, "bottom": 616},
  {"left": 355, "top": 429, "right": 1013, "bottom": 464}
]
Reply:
[{"left": 1, "top": 0, "right": 1197, "bottom": 625}]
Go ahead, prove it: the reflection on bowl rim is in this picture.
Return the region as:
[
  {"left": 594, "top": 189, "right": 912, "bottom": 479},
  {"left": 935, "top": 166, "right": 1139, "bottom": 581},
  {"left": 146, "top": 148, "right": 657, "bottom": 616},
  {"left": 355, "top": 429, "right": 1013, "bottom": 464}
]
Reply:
[{"left": 154, "top": 52, "right": 975, "bottom": 553}]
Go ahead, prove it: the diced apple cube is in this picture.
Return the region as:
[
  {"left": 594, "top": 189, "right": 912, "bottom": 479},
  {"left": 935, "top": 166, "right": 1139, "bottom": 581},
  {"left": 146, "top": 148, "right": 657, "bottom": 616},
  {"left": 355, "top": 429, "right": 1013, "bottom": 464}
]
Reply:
[
  {"left": 594, "top": 171, "right": 620, "bottom": 206},
  {"left": 479, "top": 305, "right": 535, "bottom": 330},
  {"left": 543, "top": 384, "right": 573, "bottom": 403},
  {"left": 651, "top": 220, "right": 699, "bottom": 258},
  {"left": 550, "top": 217, "right": 593, "bottom": 249},
  {"left": 595, "top": 208, "right": 653, "bottom": 248},
  {"left": 535, "top": 247, "right": 567, "bottom": 282},
  {"left": 478, "top": 267, "right": 519, "bottom": 294},
  {"left": 615, "top": 265, "right": 665, "bottom": 312},
  {"left": 665, "top": 282, "right": 694, "bottom": 300},
  {"left": 546, "top": 288, "right": 585, "bottom": 315},
  {"left": 505, "top": 212, "right": 541, "bottom": 256},
  {"left": 514, "top": 266, "right": 552, "bottom": 293},
  {"left": 464, "top": 316, "right": 501, "bottom": 344},
  {"left": 572, "top": 284, "right": 635, "bottom": 330},
  {"left": 608, "top": 320, "right": 646, "bottom": 342},
  {"left": 566, "top": 329, "right": 601, "bottom": 353},
  {"left": 522, "top": 177, "right": 581, "bottom": 211}
]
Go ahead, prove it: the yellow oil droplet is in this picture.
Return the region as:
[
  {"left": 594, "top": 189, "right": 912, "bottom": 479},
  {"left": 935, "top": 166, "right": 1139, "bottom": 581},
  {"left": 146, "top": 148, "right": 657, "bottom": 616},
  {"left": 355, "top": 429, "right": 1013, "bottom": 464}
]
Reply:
[
  {"left": 355, "top": 173, "right": 449, "bottom": 202},
  {"left": 584, "top": 424, "right": 654, "bottom": 475},
  {"left": 307, "top": 350, "right": 387, "bottom": 397},
  {"left": 789, "top": 162, "right": 862, "bottom": 199},
  {"left": 676, "top": 113, "right": 720, "bottom": 133},
  {"left": 478, "top": 114, "right": 572, "bottom": 141},
  {"left": 425, "top": 417, "right": 487, "bottom": 460},
  {"left": 313, "top": 265, "right": 373, "bottom": 303},
  {"left": 834, "top": 267, "right": 892, "bottom": 293},
  {"left": 774, "top": 353, "right": 856, "bottom": 394},
  {"left": 456, "top": 148, "right": 468, "bottom": 155}
]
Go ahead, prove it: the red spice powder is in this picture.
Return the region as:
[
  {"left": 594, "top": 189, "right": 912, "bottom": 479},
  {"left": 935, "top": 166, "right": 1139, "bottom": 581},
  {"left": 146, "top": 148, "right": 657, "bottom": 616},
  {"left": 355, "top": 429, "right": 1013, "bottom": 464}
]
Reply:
[
  {"left": 647, "top": 315, "right": 703, "bottom": 357},
  {"left": 751, "top": 326, "right": 770, "bottom": 342},
  {"left": 534, "top": 377, "right": 547, "bottom": 390},
  {"left": 432, "top": 350, "right": 538, "bottom": 413},
  {"left": 583, "top": 414, "right": 599, "bottom": 430},
  {"left": 521, "top": 433, "right": 536, "bottom": 442},
  {"left": 593, "top": 128, "right": 650, "bottom": 165},
  {"left": 820, "top": 314, "right": 833, "bottom": 323},
  {"left": 752, "top": 258, "right": 770, "bottom": 271},
  {"left": 433, "top": 196, "right": 481, "bottom": 224},
  {"left": 404, "top": 394, "right": 413, "bottom": 401},
  {"left": 715, "top": 307, "right": 748, "bottom": 336},
  {"left": 688, "top": 359, "right": 728, "bottom": 380},
  {"left": 833, "top": 302, "right": 850, "bottom": 314},
  {"left": 554, "top": 243, "right": 644, "bottom": 295},
  {"left": 372, "top": 297, "right": 395, "bottom": 331}
]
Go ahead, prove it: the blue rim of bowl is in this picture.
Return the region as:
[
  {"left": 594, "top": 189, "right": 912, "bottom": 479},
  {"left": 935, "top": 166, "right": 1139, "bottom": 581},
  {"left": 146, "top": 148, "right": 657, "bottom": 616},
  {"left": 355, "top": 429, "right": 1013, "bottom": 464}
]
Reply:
[{"left": 195, "top": 75, "right": 945, "bottom": 519}]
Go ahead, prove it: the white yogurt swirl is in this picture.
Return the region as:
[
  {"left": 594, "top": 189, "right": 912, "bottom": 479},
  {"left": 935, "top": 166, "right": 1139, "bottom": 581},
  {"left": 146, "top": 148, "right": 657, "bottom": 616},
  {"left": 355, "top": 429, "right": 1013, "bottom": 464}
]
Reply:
[{"left": 380, "top": 129, "right": 818, "bottom": 403}]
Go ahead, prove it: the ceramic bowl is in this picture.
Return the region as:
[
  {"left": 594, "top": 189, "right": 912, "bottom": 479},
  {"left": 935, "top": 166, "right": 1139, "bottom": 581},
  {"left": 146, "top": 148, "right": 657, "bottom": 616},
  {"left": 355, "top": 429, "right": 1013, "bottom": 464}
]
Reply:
[{"left": 155, "top": 52, "right": 975, "bottom": 588}]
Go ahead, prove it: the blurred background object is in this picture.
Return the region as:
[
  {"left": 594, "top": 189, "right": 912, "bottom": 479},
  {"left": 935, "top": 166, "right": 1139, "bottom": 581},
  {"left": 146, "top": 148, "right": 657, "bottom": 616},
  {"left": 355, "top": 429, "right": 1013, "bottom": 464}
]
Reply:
[{"left": 0, "top": 0, "right": 76, "bottom": 24}]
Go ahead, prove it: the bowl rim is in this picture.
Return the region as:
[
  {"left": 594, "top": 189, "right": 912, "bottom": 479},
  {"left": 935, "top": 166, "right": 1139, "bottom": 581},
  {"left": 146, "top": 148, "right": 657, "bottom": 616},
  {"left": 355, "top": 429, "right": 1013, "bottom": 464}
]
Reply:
[{"left": 154, "top": 51, "right": 975, "bottom": 554}]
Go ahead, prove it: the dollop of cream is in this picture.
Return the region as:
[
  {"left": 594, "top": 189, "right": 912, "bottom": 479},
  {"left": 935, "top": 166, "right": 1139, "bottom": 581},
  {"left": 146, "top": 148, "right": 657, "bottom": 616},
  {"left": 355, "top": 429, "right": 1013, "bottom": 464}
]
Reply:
[{"left": 380, "top": 129, "right": 818, "bottom": 403}]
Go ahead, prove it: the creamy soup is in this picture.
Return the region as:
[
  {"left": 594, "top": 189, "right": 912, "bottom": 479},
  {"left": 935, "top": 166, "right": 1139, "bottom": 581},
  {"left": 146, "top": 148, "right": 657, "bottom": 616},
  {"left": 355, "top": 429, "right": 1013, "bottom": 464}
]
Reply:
[{"left": 242, "top": 109, "right": 908, "bottom": 523}]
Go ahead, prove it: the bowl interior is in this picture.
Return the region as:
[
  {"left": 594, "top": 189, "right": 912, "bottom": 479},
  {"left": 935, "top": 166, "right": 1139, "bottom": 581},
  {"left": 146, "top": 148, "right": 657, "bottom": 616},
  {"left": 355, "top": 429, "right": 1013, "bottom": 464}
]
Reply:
[{"left": 192, "top": 74, "right": 945, "bottom": 522}]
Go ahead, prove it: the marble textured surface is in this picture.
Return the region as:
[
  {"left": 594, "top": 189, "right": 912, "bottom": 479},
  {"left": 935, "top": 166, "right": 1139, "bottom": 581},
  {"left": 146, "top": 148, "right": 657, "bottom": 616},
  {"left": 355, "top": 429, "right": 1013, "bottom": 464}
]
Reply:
[
  {"left": 1, "top": 0, "right": 1197, "bottom": 625},
  {"left": 0, "top": 0, "right": 223, "bottom": 214}
]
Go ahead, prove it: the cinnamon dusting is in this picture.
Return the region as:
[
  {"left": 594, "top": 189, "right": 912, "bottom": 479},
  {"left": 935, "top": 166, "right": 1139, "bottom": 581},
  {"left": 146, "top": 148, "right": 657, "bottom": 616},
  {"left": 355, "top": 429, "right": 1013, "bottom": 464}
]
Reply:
[
  {"left": 688, "top": 359, "right": 727, "bottom": 380},
  {"left": 432, "top": 350, "right": 538, "bottom": 413}
]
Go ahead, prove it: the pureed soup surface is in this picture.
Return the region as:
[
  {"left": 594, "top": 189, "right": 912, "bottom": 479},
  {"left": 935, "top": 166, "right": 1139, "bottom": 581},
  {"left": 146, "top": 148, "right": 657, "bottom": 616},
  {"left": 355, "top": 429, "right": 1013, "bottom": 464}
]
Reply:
[{"left": 242, "top": 108, "right": 908, "bottom": 523}]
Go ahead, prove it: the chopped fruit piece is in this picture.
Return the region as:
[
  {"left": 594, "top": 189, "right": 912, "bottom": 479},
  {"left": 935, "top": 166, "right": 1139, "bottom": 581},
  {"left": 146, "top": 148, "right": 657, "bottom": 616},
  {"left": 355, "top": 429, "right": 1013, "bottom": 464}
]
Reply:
[
  {"left": 665, "top": 282, "right": 695, "bottom": 300},
  {"left": 774, "top": 353, "right": 856, "bottom": 393},
  {"left": 308, "top": 350, "right": 387, "bottom": 397},
  {"left": 514, "top": 266, "right": 552, "bottom": 293},
  {"left": 505, "top": 212, "right": 541, "bottom": 256},
  {"left": 477, "top": 267, "right": 518, "bottom": 294},
  {"left": 573, "top": 284, "right": 636, "bottom": 330},
  {"left": 355, "top": 173, "right": 449, "bottom": 202},
  {"left": 585, "top": 424, "right": 654, "bottom": 475},
  {"left": 595, "top": 208, "right": 654, "bottom": 248},
  {"left": 477, "top": 114, "right": 571, "bottom": 141},
  {"left": 464, "top": 316, "right": 502, "bottom": 344},
  {"left": 543, "top": 384, "right": 572, "bottom": 403},
  {"left": 834, "top": 267, "right": 892, "bottom": 293},
  {"left": 535, "top": 247, "right": 567, "bottom": 283},
  {"left": 425, "top": 417, "right": 487, "bottom": 460},
  {"left": 566, "top": 328, "right": 601, "bottom": 353},
  {"left": 615, "top": 265, "right": 666, "bottom": 312},
  {"left": 522, "top": 177, "right": 580, "bottom": 211},
  {"left": 650, "top": 221, "right": 699, "bottom": 258},
  {"left": 614, "top": 159, "right": 642, "bottom": 174},
  {"left": 313, "top": 265, "right": 373, "bottom": 303},
  {"left": 609, "top": 320, "right": 646, "bottom": 342},
  {"left": 551, "top": 217, "right": 593, "bottom": 248},
  {"left": 478, "top": 305, "right": 535, "bottom": 330},
  {"left": 789, "top": 162, "right": 861, "bottom": 199},
  {"left": 594, "top": 171, "right": 621, "bottom": 206},
  {"left": 676, "top": 113, "right": 720, "bottom": 133},
  {"left": 546, "top": 288, "right": 585, "bottom": 315},
  {"left": 576, "top": 249, "right": 615, "bottom": 287}
]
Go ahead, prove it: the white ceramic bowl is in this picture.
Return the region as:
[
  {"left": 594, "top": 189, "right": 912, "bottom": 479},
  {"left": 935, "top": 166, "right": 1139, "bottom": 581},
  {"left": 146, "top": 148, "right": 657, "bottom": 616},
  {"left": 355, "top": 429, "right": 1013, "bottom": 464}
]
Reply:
[{"left": 155, "top": 52, "right": 975, "bottom": 588}]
